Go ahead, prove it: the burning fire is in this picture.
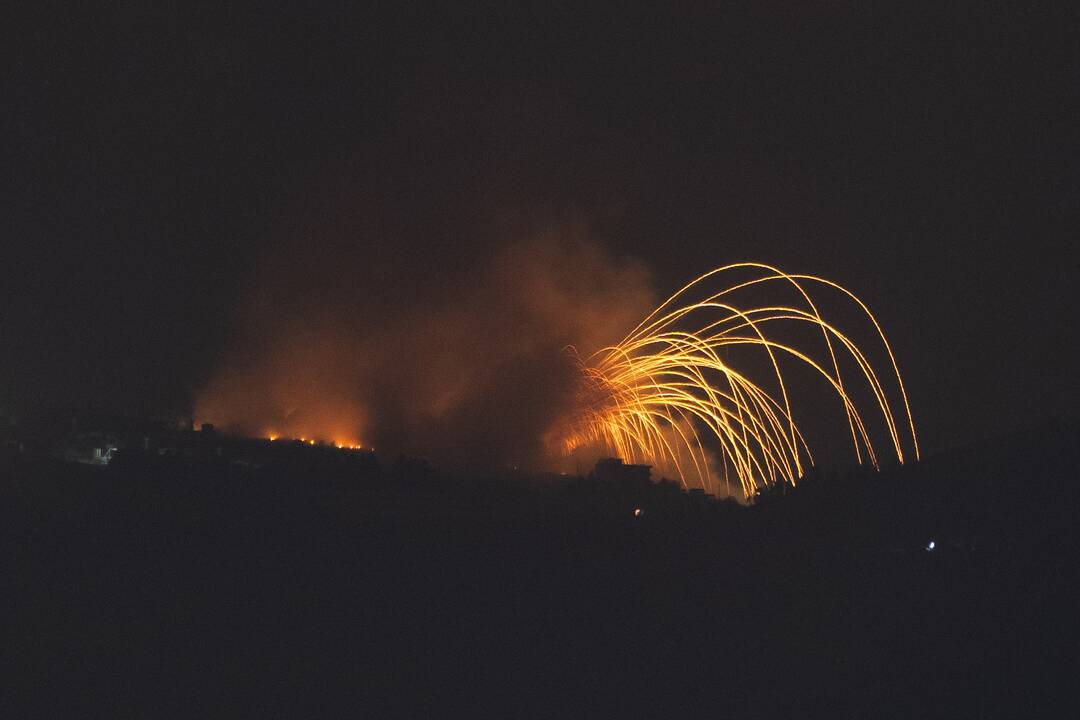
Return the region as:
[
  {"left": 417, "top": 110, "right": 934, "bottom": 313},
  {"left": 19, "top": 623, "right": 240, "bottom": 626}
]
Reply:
[{"left": 264, "top": 432, "right": 365, "bottom": 451}]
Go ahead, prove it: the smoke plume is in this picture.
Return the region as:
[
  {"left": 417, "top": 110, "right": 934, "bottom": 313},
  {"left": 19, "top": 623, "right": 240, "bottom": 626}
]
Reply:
[{"left": 195, "top": 219, "right": 655, "bottom": 471}]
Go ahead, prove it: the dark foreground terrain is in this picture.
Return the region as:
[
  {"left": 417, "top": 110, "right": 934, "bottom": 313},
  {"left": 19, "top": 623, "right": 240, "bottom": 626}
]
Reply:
[{"left": 4, "top": 419, "right": 1078, "bottom": 718}]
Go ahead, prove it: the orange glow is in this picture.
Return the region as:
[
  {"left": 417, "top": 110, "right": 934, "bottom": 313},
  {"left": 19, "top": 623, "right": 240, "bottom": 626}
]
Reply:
[
  {"left": 194, "top": 369, "right": 369, "bottom": 463},
  {"left": 262, "top": 434, "right": 364, "bottom": 449},
  {"left": 192, "top": 233, "right": 660, "bottom": 474},
  {"left": 557, "top": 263, "right": 919, "bottom": 499}
]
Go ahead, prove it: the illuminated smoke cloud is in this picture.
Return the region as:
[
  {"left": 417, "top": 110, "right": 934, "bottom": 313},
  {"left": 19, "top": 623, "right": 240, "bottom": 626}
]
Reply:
[{"left": 195, "top": 222, "right": 655, "bottom": 470}]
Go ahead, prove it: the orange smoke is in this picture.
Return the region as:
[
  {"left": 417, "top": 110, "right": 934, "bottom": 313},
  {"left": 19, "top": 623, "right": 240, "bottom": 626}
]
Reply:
[
  {"left": 195, "top": 320, "right": 369, "bottom": 448},
  {"left": 194, "top": 223, "right": 655, "bottom": 469}
]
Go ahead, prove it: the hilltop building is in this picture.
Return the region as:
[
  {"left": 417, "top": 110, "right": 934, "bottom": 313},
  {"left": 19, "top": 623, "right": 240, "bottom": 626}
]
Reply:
[{"left": 592, "top": 457, "right": 652, "bottom": 487}]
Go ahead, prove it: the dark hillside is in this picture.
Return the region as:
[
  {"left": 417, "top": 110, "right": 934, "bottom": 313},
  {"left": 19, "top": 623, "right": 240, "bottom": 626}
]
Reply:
[{"left": 4, "top": 419, "right": 1077, "bottom": 717}]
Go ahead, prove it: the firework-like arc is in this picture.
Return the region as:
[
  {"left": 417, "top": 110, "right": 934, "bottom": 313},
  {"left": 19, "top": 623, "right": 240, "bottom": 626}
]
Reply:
[{"left": 558, "top": 263, "right": 919, "bottom": 498}]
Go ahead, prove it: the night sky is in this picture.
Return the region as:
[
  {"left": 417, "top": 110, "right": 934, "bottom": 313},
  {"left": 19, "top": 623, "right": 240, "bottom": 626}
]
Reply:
[{"left": 4, "top": 2, "right": 1077, "bottom": 462}]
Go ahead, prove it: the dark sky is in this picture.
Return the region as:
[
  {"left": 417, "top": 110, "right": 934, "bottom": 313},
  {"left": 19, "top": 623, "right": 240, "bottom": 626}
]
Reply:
[{"left": 4, "top": 1, "right": 1078, "bottom": 460}]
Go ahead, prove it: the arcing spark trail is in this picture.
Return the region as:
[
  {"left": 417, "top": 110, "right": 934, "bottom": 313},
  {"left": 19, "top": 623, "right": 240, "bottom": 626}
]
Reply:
[{"left": 557, "top": 263, "right": 918, "bottom": 498}]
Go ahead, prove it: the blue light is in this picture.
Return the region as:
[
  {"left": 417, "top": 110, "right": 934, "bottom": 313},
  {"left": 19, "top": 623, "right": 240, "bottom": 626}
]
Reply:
[{"left": 927, "top": 540, "right": 936, "bottom": 551}]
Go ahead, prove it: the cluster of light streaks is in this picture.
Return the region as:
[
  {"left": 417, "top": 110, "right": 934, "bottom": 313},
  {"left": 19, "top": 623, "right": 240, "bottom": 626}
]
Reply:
[{"left": 557, "top": 263, "right": 919, "bottom": 499}]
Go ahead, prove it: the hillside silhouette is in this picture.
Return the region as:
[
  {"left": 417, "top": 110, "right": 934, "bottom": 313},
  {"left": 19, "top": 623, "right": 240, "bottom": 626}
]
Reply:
[{"left": 3, "top": 417, "right": 1077, "bottom": 717}]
